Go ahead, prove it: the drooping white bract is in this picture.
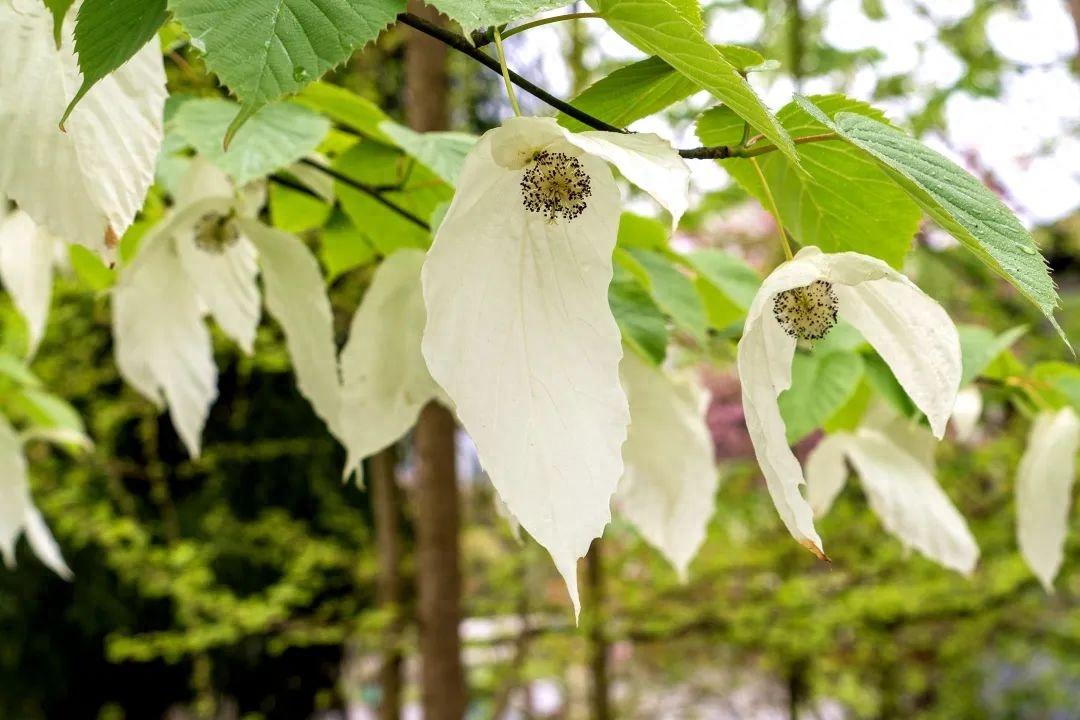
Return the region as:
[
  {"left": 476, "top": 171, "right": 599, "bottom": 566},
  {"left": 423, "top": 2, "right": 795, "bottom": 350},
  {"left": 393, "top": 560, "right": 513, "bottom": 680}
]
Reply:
[
  {"left": 1016, "top": 407, "right": 1080, "bottom": 591},
  {"left": 805, "top": 418, "right": 979, "bottom": 575},
  {"left": 0, "top": 204, "right": 57, "bottom": 356},
  {"left": 421, "top": 116, "right": 689, "bottom": 615},
  {"left": 616, "top": 349, "right": 716, "bottom": 580},
  {"left": 113, "top": 161, "right": 261, "bottom": 457},
  {"left": 0, "top": 0, "right": 166, "bottom": 258},
  {"left": 339, "top": 249, "right": 447, "bottom": 483},
  {"left": 238, "top": 219, "right": 344, "bottom": 442},
  {"left": 0, "top": 413, "right": 70, "bottom": 578},
  {"left": 738, "top": 247, "right": 961, "bottom": 558}
]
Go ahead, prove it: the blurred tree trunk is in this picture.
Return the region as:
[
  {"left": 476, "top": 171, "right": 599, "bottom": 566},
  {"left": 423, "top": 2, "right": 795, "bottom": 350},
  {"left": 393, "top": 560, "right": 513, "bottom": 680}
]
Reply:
[
  {"left": 788, "top": 0, "right": 804, "bottom": 93},
  {"left": 586, "top": 539, "right": 611, "bottom": 720},
  {"left": 370, "top": 448, "right": 404, "bottom": 720},
  {"left": 406, "top": 4, "right": 467, "bottom": 718}
]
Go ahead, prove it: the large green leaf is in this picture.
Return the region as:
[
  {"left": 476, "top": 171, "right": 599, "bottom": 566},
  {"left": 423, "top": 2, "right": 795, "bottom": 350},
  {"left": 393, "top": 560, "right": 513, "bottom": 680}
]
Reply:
[
  {"left": 379, "top": 123, "right": 477, "bottom": 185},
  {"left": 588, "top": 0, "right": 798, "bottom": 167},
  {"left": 627, "top": 248, "right": 708, "bottom": 343},
  {"left": 796, "top": 96, "right": 1064, "bottom": 342},
  {"left": 699, "top": 95, "right": 922, "bottom": 268},
  {"left": 559, "top": 46, "right": 765, "bottom": 133},
  {"left": 428, "top": 0, "right": 570, "bottom": 29},
  {"left": 295, "top": 83, "right": 394, "bottom": 142},
  {"left": 779, "top": 350, "right": 865, "bottom": 444},
  {"left": 170, "top": 98, "right": 330, "bottom": 185},
  {"left": 62, "top": 0, "right": 168, "bottom": 124},
  {"left": 333, "top": 141, "right": 451, "bottom": 253},
  {"left": 609, "top": 271, "right": 668, "bottom": 365},
  {"left": 958, "top": 324, "right": 1027, "bottom": 386},
  {"left": 168, "top": 0, "right": 404, "bottom": 139}
]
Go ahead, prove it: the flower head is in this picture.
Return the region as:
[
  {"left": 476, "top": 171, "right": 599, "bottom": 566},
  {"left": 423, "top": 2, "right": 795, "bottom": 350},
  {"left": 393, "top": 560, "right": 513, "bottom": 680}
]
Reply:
[
  {"left": 421, "top": 116, "right": 689, "bottom": 615},
  {"left": 738, "top": 247, "right": 962, "bottom": 558}
]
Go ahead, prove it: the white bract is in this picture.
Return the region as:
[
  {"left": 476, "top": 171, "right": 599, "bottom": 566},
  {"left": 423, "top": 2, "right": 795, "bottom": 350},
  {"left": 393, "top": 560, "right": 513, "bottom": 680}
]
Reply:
[
  {"left": 0, "top": 413, "right": 70, "bottom": 578},
  {"left": 421, "top": 116, "right": 689, "bottom": 615},
  {"left": 805, "top": 416, "right": 979, "bottom": 575},
  {"left": 113, "top": 161, "right": 342, "bottom": 456},
  {"left": 0, "top": 0, "right": 165, "bottom": 258},
  {"left": 1016, "top": 407, "right": 1080, "bottom": 591},
  {"left": 339, "top": 249, "right": 447, "bottom": 483},
  {"left": 950, "top": 386, "right": 983, "bottom": 443},
  {"left": 616, "top": 349, "right": 717, "bottom": 580},
  {"left": 0, "top": 204, "right": 57, "bottom": 356},
  {"left": 738, "top": 247, "right": 962, "bottom": 558}
]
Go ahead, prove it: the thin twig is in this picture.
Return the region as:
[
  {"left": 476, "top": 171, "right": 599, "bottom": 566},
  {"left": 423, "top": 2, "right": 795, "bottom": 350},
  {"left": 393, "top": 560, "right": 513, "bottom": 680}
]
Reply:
[{"left": 296, "top": 158, "right": 430, "bottom": 231}]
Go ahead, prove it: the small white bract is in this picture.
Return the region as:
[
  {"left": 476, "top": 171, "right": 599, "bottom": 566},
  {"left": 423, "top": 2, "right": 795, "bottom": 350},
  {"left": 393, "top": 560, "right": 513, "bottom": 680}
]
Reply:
[
  {"left": 1016, "top": 406, "right": 1080, "bottom": 591},
  {"left": 738, "top": 246, "right": 962, "bottom": 559},
  {"left": 421, "top": 116, "right": 689, "bottom": 616}
]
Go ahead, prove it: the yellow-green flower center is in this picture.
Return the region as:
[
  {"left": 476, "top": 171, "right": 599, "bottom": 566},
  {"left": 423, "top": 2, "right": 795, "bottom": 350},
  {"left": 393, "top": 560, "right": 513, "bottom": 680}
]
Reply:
[
  {"left": 193, "top": 211, "right": 239, "bottom": 254},
  {"left": 772, "top": 280, "right": 839, "bottom": 341},
  {"left": 519, "top": 150, "right": 592, "bottom": 223}
]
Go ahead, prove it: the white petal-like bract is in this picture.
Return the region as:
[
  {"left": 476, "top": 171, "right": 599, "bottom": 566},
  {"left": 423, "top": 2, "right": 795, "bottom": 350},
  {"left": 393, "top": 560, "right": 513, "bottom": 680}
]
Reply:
[
  {"left": 1016, "top": 407, "right": 1080, "bottom": 591},
  {"left": 113, "top": 231, "right": 217, "bottom": 458},
  {"left": 0, "top": 208, "right": 54, "bottom": 356},
  {"left": 339, "top": 249, "right": 446, "bottom": 483},
  {"left": 738, "top": 247, "right": 961, "bottom": 558},
  {"left": 950, "top": 386, "right": 983, "bottom": 444},
  {"left": 0, "top": 2, "right": 166, "bottom": 256},
  {"left": 241, "top": 220, "right": 343, "bottom": 441},
  {"left": 616, "top": 350, "right": 716, "bottom": 579},
  {"left": 804, "top": 432, "right": 850, "bottom": 517},
  {"left": 422, "top": 117, "right": 631, "bottom": 615},
  {"left": 845, "top": 429, "right": 978, "bottom": 575},
  {"left": 0, "top": 413, "right": 70, "bottom": 578}
]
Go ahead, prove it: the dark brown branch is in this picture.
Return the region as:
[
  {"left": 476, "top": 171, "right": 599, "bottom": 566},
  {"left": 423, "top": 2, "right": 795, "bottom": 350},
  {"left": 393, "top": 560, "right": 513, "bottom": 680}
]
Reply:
[{"left": 295, "top": 158, "right": 430, "bottom": 231}]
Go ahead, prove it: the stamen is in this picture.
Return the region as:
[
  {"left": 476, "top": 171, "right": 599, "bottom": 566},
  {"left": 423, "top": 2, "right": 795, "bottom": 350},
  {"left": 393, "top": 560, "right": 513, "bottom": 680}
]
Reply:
[
  {"left": 193, "top": 211, "right": 239, "bottom": 254},
  {"left": 519, "top": 150, "right": 592, "bottom": 223},
  {"left": 772, "top": 280, "right": 839, "bottom": 341}
]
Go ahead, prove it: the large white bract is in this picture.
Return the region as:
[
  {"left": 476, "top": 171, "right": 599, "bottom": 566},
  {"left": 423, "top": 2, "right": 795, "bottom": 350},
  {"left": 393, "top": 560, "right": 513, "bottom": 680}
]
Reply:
[
  {"left": 616, "top": 349, "right": 717, "bottom": 580},
  {"left": 738, "top": 247, "right": 962, "bottom": 558},
  {"left": 1016, "top": 407, "right": 1080, "bottom": 591},
  {"left": 0, "top": 205, "right": 57, "bottom": 357},
  {"left": 0, "top": 0, "right": 165, "bottom": 259},
  {"left": 805, "top": 414, "right": 979, "bottom": 575},
  {"left": 421, "top": 116, "right": 689, "bottom": 614}
]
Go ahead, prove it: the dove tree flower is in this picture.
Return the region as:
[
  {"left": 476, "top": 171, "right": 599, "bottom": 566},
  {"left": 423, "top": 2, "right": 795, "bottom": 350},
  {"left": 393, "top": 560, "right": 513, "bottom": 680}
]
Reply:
[
  {"left": 0, "top": 201, "right": 59, "bottom": 357},
  {"left": 1016, "top": 406, "right": 1080, "bottom": 591},
  {"left": 421, "top": 116, "right": 689, "bottom": 614},
  {"left": 738, "top": 247, "right": 962, "bottom": 558},
  {"left": 113, "top": 160, "right": 341, "bottom": 457},
  {"left": 804, "top": 407, "right": 979, "bottom": 575}
]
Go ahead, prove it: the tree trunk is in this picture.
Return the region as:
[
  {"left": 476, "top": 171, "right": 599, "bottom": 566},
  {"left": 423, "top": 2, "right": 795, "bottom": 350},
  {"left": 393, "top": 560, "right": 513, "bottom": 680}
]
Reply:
[
  {"left": 405, "top": 4, "right": 467, "bottom": 718},
  {"left": 586, "top": 539, "right": 611, "bottom": 720},
  {"left": 370, "top": 448, "right": 404, "bottom": 720}
]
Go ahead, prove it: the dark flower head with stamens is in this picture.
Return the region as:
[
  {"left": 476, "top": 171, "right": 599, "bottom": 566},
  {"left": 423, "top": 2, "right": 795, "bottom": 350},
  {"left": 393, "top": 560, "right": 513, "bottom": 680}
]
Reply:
[{"left": 519, "top": 150, "right": 592, "bottom": 222}]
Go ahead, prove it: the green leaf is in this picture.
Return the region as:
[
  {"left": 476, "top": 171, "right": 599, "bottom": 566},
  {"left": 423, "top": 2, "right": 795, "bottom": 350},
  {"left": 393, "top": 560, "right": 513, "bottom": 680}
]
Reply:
[
  {"left": 796, "top": 96, "right": 1064, "bottom": 343},
  {"left": 379, "top": 123, "right": 477, "bottom": 185},
  {"left": 333, "top": 141, "right": 450, "bottom": 253},
  {"left": 428, "top": 0, "right": 571, "bottom": 29},
  {"left": 822, "top": 379, "right": 872, "bottom": 434},
  {"left": 700, "top": 95, "right": 922, "bottom": 268},
  {"left": 9, "top": 387, "right": 87, "bottom": 436},
  {"left": 0, "top": 351, "right": 42, "bottom": 388},
  {"left": 43, "top": 0, "right": 75, "bottom": 46},
  {"left": 62, "top": 0, "right": 168, "bottom": 125},
  {"left": 558, "top": 46, "right": 765, "bottom": 133},
  {"left": 684, "top": 248, "right": 760, "bottom": 310},
  {"left": 779, "top": 351, "right": 865, "bottom": 444},
  {"left": 168, "top": 0, "right": 404, "bottom": 139},
  {"left": 170, "top": 98, "right": 330, "bottom": 185},
  {"left": 69, "top": 244, "right": 115, "bottom": 291},
  {"left": 589, "top": 0, "right": 798, "bottom": 167},
  {"left": 863, "top": 352, "right": 917, "bottom": 418},
  {"left": 958, "top": 324, "right": 1027, "bottom": 386},
  {"left": 609, "top": 273, "right": 668, "bottom": 364},
  {"left": 320, "top": 209, "right": 376, "bottom": 282},
  {"left": 1032, "top": 362, "right": 1080, "bottom": 413},
  {"left": 295, "top": 83, "right": 394, "bottom": 142},
  {"left": 617, "top": 212, "right": 669, "bottom": 252},
  {"left": 269, "top": 183, "right": 331, "bottom": 233},
  {"left": 628, "top": 249, "right": 708, "bottom": 343}
]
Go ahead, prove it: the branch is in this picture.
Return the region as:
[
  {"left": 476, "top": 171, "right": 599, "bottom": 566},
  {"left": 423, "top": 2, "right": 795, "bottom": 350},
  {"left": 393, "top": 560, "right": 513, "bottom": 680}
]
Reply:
[
  {"left": 397, "top": 13, "right": 840, "bottom": 161},
  {"left": 294, "top": 158, "right": 431, "bottom": 231}
]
